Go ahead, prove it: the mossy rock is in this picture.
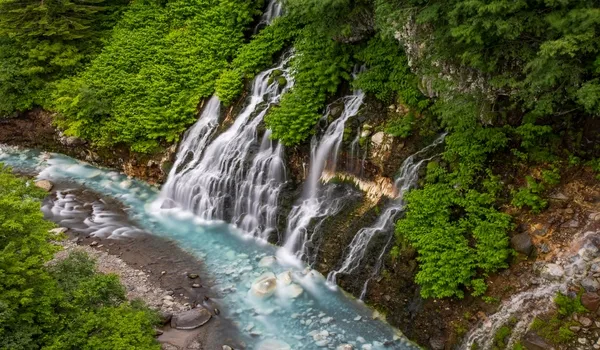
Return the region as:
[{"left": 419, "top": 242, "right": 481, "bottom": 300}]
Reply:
[
  {"left": 267, "top": 69, "right": 284, "bottom": 86},
  {"left": 277, "top": 76, "right": 287, "bottom": 87}
]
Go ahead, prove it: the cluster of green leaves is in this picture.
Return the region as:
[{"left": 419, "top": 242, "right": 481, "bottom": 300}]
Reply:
[
  {"left": 0, "top": 0, "right": 127, "bottom": 117},
  {"left": 216, "top": 15, "right": 301, "bottom": 105},
  {"left": 396, "top": 96, "right": 513, "bottom": 299},
  {"left": 376, "top": 0, "right": 600, "bottom": 121},
  {"left": 511, "top": 167, "right": 561, "bottom": 213},
  {"left": 353, "top": 36, "right": 424, "bottom": 106},
  {"left": 379, "top": 0, "right": 600, "bottom": 300},
  {"left": 265, "top": 24, "right": 354, "bottom": 145},
  {"left": 0, "top": 166, "right": 159, "bottom": 349},
  {"left": 53, "top": 0, "right": 261, "bottom": 152}
]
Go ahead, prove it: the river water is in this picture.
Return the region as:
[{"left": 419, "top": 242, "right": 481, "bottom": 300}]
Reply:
[{"left": 0, "top": 146, "right": 417, "bottom": 350}]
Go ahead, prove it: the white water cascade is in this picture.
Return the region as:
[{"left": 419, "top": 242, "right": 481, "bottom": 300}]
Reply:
[
  {"left": 157, "top": 53, "right": 293, "bottom": 239},
  {"left": 233, "top": 129, "right": 286, "bottom": 240},
  {"left": 160, "top": 95, "right": 221, "bottom": 201},
  {"left": 281, "top": 91, "right": 365, "bottom": 261},
  {"left": 255, "top": 0, "right": 283, "bottom": 32},
  {"left": 327, "top": 134, "right": 446, "bottom": 291}
]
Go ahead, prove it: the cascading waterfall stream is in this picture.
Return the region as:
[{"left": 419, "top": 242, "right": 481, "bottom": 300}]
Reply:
[
  {"left": 156, "top": 53, "right": 293, "bottom": 239},
  {"left": 327, "top": 134, "right": 446, "bottom": 290},
  {"left": 282, "top": 91, "right": 365, "bottom": 261},
  {"left": 255, "top": 0, "right": 283, "bottom": 32},
  {"left": 233, "top": 129, "right": 286, "bottom": 240},
  {"left": 160, "top": 95, "right": 221, "bottom": 201}
]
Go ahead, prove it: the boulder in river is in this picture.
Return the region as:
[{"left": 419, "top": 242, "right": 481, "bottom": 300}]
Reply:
[
  {"left": 258, "top": 256, "right": 276, "bottom": 268},
  {"left": 171, "top": 308, "right": 212, "bottom": 330},
  {"left": 251, "top": 272, "right": 277, "bottom": 298},
  {"left": 336, "top": 345, "right": 354, "bottom": 350},
  {"left": 511, "top": 233, "right": 533, "bottom": 256},
  {"left": 256, "top": 339, "right": 291, "bottom": 350},
  {"left": 35, "top": 180, "right": 53, "bottom": 192},
  {"left": 277, "top": 271, "right": 292, "bottom": 285}
]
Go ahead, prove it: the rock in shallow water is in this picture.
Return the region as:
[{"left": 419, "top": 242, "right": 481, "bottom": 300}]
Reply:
[
  {"left": 170, "top": 308, "right": 212, "bottom": 330},
  {"left": 277, "top": 271, "right": 292, "bottom": 285},
  {"left": 256, "top": 339, "right": 291, "bottom": 350},
  {"left": 337, "top": 345, "right": 354, "bottom": 350},
  {"left": 35, "top": 180, "right": 53, "bottom": 192},
  {"left": 258, "top": 256, "right": 276, "bottom": 268},
  {"left": 251, "top": 272, "right": 277, "bottom": 298}
]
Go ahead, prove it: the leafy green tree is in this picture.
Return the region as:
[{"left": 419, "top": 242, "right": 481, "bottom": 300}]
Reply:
[
  {"left": 0, "top": 0, "right": 127, "bottom": 116},
  {"left": 266, "top": 24, "right": 353, "bottom": 145},
  {"left": 54, "top": 0, "right": 261, "bottom": 152}
]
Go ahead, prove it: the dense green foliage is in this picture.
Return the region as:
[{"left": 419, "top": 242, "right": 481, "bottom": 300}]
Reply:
[
  {"left": 0, "top": 0, "right": 127, "bottom": 116},
  {"left": 266, "top": 24, "right": 353, "bottom": 145},
  {"left": 0, "top": 166, "right": 159, "bottom": 349},
  {"left": 379, "top": 0, "right": 600, "bottom": 298},
  {"left": 53, "top": 0, "right": 261, "bottom": 152}
]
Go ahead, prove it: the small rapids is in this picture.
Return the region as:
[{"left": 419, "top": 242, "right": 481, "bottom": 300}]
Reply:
[{"left": 0, "top": 146, "right": 418, "bottom": 349}]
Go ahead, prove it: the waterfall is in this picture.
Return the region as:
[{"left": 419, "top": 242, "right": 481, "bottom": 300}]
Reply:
[
  {"left": 233, "top": 129, "right": 286, "bottom": 240},
  {"left": 157, "top": 53, "right": 293, "bottom": 239},
  {"left": 160, "top": 95, "right": 221, "bottom": 203},
  {"left": 282, "top": 91, "right": 365, "bottom": 260},
  {"left": 254, "top": 0, "right": 283, "bottom": 33},
  {"left": 327, "top": 134, "right": 446, "bottom": 290},
  {"left": 347, "top": 127, "right": 362, "bottom": 175}
]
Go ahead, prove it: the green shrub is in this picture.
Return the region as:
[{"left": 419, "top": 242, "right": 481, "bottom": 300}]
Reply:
[
  {"left": 54, "top": 0, "right": 260, "bottom": 152},
  {"left": 266, "top": 24, "right": 353, "bottom": 145},
  {"left": 512, "top": 167, "right": 561, "bottom": 213},
  {"left": 493, "top": 325, "right": 512, "bottom": 349},
  {"left": 0, "top": 0, "right": 128, "bottom": 117},
  {"left": 215, "top": 69, "right": 244, "bottom": 106},
  {"left": 385, "top": 113, "right": 416, "bottom": 138},
  {"left": 555, "top": 292, "right": 586, "bottom": 317},
  {"left": 353, "top": 36, "right": 427, "bottom": 108},
  {"left": 511, "top": 176, "right": 548, "bottom": 213}
]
